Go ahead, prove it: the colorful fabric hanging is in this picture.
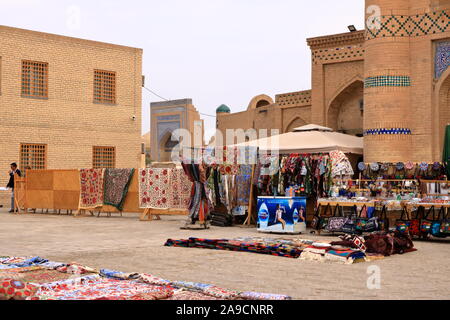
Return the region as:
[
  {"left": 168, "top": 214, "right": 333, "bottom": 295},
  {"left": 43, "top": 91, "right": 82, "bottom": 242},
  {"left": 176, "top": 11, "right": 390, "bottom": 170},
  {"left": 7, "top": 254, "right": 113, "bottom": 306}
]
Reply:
[
  {"left": 139, "top": 168, "right": 172, "bottom": 209},
  {"left": 103, "top": 169, "right": 134, "bottom": 211},
  {"left": 181, "top": 163, "right": 211, "bottom": 224},
  {"left": 236, "top": 165, "right": 252, "bottom": 206},
  {"left": 79, "top": 169, "right": 105, "bottom": 209},
  {"left": 170, "top": 169, "right": 194, "bottom": 209}
]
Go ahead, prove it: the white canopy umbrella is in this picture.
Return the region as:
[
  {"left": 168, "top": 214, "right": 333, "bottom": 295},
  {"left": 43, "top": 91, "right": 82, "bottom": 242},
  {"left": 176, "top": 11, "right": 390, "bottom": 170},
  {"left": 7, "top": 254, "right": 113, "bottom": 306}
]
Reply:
[{"left": 233, "top": 124, "right": 363, "bottom": 154}]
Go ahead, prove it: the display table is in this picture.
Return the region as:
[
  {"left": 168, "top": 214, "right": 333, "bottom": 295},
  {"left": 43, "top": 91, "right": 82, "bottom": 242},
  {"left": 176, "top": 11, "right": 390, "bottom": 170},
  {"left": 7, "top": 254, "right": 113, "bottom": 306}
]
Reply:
[{"left": 257, "top": 196, "right": 307, "bottom": 234}]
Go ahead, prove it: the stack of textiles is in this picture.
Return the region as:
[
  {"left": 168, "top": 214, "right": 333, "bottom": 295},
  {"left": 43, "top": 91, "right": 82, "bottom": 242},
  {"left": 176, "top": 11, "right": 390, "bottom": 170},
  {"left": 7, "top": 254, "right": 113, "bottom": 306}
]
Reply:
[
  {"left": 165, "top": 238, "right": 312, "bottom": 259},
  {"left": 299, "top": 242, "right": 367, "bottom": 265},
  {"left": 0, "top": 256, "right": 292, "bottom": 301}
]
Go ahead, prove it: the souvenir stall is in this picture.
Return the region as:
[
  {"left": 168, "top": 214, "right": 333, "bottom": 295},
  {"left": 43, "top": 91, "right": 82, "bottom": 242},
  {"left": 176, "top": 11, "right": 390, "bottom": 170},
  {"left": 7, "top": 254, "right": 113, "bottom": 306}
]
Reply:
[
  {"left": 183, "top": 146, "right": 258, "bottom": 228},
  {"left": 233, "top": 124, "right": 364, "bottom": 234},
  {"left": 312, "top": 160, "right": 450, "bottom": 239}
]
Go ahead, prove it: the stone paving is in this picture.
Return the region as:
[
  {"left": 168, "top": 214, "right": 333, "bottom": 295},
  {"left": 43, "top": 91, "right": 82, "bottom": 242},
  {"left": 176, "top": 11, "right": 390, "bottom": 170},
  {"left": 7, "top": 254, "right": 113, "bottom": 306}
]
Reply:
[{"left": 0, "top": 209, "right": 449, "bottom": 300}]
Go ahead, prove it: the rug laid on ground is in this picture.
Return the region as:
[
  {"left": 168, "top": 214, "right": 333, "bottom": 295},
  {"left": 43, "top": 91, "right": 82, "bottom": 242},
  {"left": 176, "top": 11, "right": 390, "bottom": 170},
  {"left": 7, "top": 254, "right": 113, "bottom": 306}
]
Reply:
[
  {"left": 165, "top": 232, "right": 417, "bottom": 264},
  {"left": 164, "top": 238, "right": 309, "bottom": 259},
  {"left": 0, "top": 256, "right": 291, "bottom": 300},
  {"left": 103, "top": 168, "right": 135, "bottom": 211},
  {"left": 79, "top": 169, "right": 105, "bottom": 209}
]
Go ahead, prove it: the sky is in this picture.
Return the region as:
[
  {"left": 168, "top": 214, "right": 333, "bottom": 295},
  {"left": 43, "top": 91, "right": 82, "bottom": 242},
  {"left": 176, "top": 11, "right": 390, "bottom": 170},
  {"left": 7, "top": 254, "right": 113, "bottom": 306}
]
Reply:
[{"left": 0, "top": 0, "right": 365, "bottom": 139}]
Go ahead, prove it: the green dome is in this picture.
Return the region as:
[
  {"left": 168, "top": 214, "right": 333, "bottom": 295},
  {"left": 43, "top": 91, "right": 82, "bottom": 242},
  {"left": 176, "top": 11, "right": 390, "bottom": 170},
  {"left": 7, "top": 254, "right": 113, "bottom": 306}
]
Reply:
[{"left": 216, "top": 104, "right": 231, "bottom": 113}]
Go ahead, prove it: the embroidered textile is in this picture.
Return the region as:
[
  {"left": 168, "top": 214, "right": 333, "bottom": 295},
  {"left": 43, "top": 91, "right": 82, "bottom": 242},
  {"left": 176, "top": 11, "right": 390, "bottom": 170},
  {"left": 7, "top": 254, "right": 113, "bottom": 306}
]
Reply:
[
  {"left": 103, "top": 168, "right": 134, "bottom": 211},
  {"left": 139, "top": 168, "right": 171, "bottom": 209},
  {"left": 79, "top": 169, "right": 105, "bottom": 209}
]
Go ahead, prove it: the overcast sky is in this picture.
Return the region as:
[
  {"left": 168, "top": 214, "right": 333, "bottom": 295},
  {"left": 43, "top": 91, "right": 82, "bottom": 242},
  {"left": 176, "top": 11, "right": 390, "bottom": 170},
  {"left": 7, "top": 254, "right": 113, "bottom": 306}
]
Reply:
[{"left": 0, "top": 0, "right": 365, "bottom": 138}]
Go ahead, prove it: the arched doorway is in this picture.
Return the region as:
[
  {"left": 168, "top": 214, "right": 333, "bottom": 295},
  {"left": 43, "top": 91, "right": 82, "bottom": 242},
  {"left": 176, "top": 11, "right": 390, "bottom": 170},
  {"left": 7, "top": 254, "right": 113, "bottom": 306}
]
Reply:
[
  {"left": 158, "top": 132, "right": 179, "bottom": 162},
  {"left": 327, "top": 80, "right": 364, "bottom": 136},
  {"left": 285, "top": 117, "right": 307, "bottom": 133}
]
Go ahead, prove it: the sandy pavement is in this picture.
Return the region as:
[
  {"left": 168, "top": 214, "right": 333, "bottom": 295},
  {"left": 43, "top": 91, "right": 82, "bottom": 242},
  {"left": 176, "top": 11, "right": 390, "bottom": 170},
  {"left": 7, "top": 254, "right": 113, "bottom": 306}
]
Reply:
[{"left": 0, "top": 209, "right": 449, "bottom": 300}]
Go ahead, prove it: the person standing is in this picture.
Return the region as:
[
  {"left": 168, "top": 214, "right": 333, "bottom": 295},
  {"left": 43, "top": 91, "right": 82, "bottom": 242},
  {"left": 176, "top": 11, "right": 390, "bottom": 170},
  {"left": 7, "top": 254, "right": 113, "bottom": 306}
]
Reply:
[{"left": 6, "top": 163, "right": 21, "bottom": 213}]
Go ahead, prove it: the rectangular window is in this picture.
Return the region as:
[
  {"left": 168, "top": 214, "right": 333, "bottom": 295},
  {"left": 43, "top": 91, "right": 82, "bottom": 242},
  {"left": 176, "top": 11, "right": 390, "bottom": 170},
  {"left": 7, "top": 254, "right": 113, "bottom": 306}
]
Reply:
[
  {"left": 93, "top": 146, "right": 116, "bottom": 168},
  {"left": 94, "top": 70, "right": 116, "bottom": 104},
  {"left": 21, "top": 60, "right": 48, "bottom": 98},
  {"left": 20, "top": 144, "right": 47, "bottom": 169}
]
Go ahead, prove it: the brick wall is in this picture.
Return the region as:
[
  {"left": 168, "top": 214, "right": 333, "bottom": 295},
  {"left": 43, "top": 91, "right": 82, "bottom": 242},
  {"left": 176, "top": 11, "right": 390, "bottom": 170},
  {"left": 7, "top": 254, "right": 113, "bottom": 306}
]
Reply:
[{"left": 0, "top": 26, "right": 142, "bottom": 187}]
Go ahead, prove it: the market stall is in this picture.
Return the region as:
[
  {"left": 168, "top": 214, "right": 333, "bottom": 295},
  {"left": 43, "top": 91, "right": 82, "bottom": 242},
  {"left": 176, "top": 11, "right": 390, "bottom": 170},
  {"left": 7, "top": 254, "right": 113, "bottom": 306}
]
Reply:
[{"left": 231, "top": 124, "right": 364, "bottom": 233}]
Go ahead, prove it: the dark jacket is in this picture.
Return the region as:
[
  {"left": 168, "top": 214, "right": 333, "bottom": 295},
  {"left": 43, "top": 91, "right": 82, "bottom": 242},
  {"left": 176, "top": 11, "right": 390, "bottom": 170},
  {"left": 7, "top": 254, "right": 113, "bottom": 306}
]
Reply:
[{"left": 6, "top": 169, "right": 22, "bottom": 189}]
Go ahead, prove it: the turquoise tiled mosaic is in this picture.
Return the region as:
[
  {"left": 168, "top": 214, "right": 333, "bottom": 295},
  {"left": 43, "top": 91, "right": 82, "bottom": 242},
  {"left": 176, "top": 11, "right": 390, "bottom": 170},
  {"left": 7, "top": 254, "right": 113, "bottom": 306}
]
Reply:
[
  {"left": 435, "top": 41, "right": 450, "bottom": 79},
  {"left": 364, "top": 128, "right": 412, "bottom": 136},
  {"left": 366, "top": 10, "right": 450, "bottom": 39},
  {"left": 364, "top": 75, "right": 411, "bottom": 88}
]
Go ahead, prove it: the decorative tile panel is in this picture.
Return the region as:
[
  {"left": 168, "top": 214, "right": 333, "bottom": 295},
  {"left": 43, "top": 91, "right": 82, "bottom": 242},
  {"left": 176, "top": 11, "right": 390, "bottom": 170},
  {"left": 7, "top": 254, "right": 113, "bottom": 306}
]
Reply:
[
  {"left": 364, "top": 128, "right": 412, "bottom": 136},
  {"left": 364, "top": 75, "right": 411, "bottom": 88},
  {"left": 366, "top": 10, "right": 450, "bottom": 39}
]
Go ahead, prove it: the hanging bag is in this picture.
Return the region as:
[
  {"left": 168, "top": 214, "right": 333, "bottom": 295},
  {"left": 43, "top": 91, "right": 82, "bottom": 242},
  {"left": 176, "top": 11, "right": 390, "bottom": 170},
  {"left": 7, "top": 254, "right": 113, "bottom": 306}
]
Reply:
[
  {"left": 326, "top": 204, "right": 348, "bottom": 233},
  {"left": 355, "top": 205, "right": 379, "bottom": 233},
  {"left": 431, "top": 207, "right": 447, "bottom": 238},
  {"left": 409, "top": 206, "right": 423, "bottom": 238},
  {"left": 342, "top": 205, "right": 358, "bottom": 234},
  {"left": 319, "top": 203, "right": 332, "bottom": 231},
  {"left": 420, "top": 206, "right": 434, "bottom": 236},
  {"left": 395, "top": 207, "right": 411, "bottom": 234},
  {"left": 378, "top": 205, "right": 390, "bottom": 232},
  {"left": 311, "top": 203, "right": 324, "bottom": 230},
  {"left": 439, "top": 208, "right": 450, "bottom": 236}
]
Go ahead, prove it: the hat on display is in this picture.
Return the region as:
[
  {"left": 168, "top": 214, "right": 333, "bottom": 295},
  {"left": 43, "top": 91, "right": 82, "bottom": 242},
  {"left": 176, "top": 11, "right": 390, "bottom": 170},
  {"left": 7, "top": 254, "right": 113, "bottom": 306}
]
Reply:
[
  {"left": 405, "top": 161, "right": 415, "bottom": 170},
  {"left": 432, "top": 162, "right": 441, "bottom": 171},
  {"left": 419, "top": 162, "right": 429, "bottom": 171},
  {"left": 370, "top": 162, "right": 380, "bottom": 172},
  {"left": 381, "top": 163, "right": 389, "bottom": 171},
  {"left": 396, "top": 162, "right": 405, "bottom": 171},
  {"left": 358, "top": 162, "right": 366, "bottom": 171}
]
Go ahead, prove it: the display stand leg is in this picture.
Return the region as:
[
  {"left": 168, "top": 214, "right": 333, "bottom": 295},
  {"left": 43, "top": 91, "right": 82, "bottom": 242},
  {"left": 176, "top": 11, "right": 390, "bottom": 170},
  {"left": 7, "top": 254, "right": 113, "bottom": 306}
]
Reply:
[
  {"left": 140, "top": 208, "right": 162, "bottom": 221},
  {"left": 243, "top": 164, "right": 256, "bottom": 227}
]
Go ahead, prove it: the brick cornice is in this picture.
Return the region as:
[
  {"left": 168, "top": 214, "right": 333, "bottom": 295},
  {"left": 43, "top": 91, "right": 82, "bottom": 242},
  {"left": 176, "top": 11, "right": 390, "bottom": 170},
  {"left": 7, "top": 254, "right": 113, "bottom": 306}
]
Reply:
[{"left": 307, "top": 30, "right": 365, "bottom": 50}]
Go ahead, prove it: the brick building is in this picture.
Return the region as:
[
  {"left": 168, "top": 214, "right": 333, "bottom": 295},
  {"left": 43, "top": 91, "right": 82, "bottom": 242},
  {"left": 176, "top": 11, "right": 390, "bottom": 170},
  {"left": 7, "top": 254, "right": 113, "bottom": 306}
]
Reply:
[
  {"left": 217, "top": 0, "right": 450, "bottom": 163},
  {"left": 0, "top": 26, "right": 143, "bottom": 189},
  {"left": 150, "top": 99, "right": 204, "bottom": 162}
]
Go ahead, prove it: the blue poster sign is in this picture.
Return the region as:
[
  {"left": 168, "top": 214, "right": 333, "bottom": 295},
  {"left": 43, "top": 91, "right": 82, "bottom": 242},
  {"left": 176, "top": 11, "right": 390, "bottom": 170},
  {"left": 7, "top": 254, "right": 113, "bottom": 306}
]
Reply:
[{"left": 257, "top": 197, "right": 307, "bottom": 234}]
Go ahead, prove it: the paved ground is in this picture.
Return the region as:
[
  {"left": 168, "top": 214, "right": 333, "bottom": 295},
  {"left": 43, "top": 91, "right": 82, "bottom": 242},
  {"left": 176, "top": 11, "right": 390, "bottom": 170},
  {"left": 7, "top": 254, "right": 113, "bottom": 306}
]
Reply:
[{"left": 0, "top": 209, "right": 449, "bottom": 300}]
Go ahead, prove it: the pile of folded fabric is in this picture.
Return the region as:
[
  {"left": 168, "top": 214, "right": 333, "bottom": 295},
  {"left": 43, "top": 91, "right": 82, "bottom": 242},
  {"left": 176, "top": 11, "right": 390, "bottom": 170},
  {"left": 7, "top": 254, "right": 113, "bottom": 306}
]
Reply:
[
  {"left": 0, "top": 256, "right": 291, "bottom": 301},
  {"left": 164, "top": 237, "right": 312, "bottom": 259},
  {"left": 300, "top": 242, "right": 367, "bottom": 265}
]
